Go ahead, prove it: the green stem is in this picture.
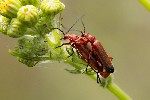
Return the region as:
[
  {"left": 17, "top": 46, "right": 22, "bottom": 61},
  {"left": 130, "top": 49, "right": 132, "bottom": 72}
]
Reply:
[
  {"left": 139, "top": 0, "right": 150, "bottom": 11},
  {"left": 107, "top": 81, "right": 132, "bottom": 100},
  {"left": 86, "top": 73, "right": 132, "bottom": 100}
]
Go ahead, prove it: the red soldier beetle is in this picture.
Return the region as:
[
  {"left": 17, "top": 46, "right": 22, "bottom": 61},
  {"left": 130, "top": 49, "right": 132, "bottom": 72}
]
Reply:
[
  {"left": 53, "top": 16, "right": 114, "bottom": 82},
  {"left": 79, "top": 19, "right": 114, "bottom": 73},
  {"left": 53, "top": 28, "right": 109, "bottom": 83},
  {"left": 55, "top": 30, "right": 110, "bottom": 82},
  {"left": 61, "top": 16, "right": 114, "bottom": 74}
]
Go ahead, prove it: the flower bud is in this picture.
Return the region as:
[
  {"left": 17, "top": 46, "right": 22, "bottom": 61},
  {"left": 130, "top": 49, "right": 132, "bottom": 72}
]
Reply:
[
  {"left": 17, "top": 57, "right": 35, "bottom": 67},
  {"left": 40, "top": 0, "right": 65, "bottom": 16},
  {"left": 9, "top": 36, "right": 49, "bottom": 67},
  {"left": 17, "top": 5, "right": 39, "bottom": 27},
  {"left": 0, "top": 0, "right": 22, "bottom": 18},
  {"left": 33, "top": 37, "right": 49, "bottom": 56},
  {"left": 0, "top": 15, "right": 10, "bottom": 34},
  {"left": 7, "top": 18, "right": 27, "bottom": 38}
]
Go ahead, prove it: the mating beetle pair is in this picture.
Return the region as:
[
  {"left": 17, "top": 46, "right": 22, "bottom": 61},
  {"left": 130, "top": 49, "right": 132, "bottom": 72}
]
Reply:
[{"left": 54, "top": 18, "right": 114, "bottom": 83}]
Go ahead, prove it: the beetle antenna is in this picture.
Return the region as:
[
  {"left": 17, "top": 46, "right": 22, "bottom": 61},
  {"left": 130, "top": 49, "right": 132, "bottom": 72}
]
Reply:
[
  {"left": 66, "top": 15, "right": 85, "bottom": 34},
  {"left": 80, "top": 17, "right": 86, "bottom": 33},
  {"left": 61, "top": 23, "right": 83, "bottom": 35}
]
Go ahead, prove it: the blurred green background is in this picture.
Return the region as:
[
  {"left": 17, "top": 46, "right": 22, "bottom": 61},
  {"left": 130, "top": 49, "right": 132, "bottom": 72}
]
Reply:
[{"left": 0, "top": 0, "right": 150, "bottom": 100}]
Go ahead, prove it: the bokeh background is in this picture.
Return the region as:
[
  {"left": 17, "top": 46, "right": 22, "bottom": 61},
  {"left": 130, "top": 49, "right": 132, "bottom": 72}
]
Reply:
[{"left": 0, "top": 0, "right": 150, "bottom": 100}]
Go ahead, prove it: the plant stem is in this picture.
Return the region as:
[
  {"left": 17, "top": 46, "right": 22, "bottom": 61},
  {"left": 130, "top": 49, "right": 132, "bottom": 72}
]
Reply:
[
  {"left": 139, "top": 0, "right": 150, "bottom": 11},
  {"left": 107, "top": 82, "right": 132, "bottom": 100},
  {"left": 86, "top": 73, "right": 132, "bottom": 100}
]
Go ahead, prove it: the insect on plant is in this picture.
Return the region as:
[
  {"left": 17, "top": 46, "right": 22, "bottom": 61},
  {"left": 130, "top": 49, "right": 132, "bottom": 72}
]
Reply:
[{"left": 53, "top": 16, "right": 114, "bottom": 83}]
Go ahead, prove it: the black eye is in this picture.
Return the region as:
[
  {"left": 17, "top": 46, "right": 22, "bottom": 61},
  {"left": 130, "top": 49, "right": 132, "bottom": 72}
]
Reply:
[{"left": 106, "top": 67, "right": 114, "bottom": 73}]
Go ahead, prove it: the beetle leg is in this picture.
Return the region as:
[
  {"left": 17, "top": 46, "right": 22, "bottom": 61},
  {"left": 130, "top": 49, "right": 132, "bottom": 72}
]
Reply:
[
  {"left": 97, "top": 72, "right": 101, "bottom": 83},
  {"left": 55, "top": 43, "right": 71, "bottom": 49},
  {"left": 68, "top": 46, "right": 74, "bottom": 58},
  {"left": 85, "top": 63, "right": 90, "bottom": 72}
]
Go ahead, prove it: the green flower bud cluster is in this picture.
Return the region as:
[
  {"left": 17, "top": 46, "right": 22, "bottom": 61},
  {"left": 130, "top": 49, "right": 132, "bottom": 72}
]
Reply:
[
  {"left": 0, "top": 0, "right": 65, "bottom": 67},
  {"left": 0, "top": 0, "right": 65, "bottom": 37},
  {"left": 9, "top": 36, "right": 50, "bottom": 67}
]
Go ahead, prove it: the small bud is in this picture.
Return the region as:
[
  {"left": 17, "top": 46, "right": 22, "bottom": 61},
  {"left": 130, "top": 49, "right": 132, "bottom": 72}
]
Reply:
[
  {"left": 40, "top": 0, "right": 65, "bottom": 16},
  {"left": 59, "top": 2, "right": 65, "bottom": 12},
  {"left": 7, "top": 18, "right": 27, "bottom": 38},
  {"left": 33, "top": 15, "right": 53, "bottom": 35},
  {"left": 17, "top": 5, "right": 39, "bottom": 27},
  {"left": 33, "top": 37, "right": 49, "bottom": 56},
  {"left": 0, "top": 0, "right": 22, "bottom": 18},
  {"left": 9, "top": 36, "right": 49, "bottom": 67},
  {"left": 19, "top": 0, "right": 40, "bottom": 7},
  {"left": 0, "top": 15, "right": 10, "bottom": 34},
  {"left": 17, "top": 57, "right": 36, "bottom": 67},
  {"left": 13, "top": 36, "right": 49, "bottom": 57},
  {"left": 15, "top": 37, "right": 35, "bottom": 57}
]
